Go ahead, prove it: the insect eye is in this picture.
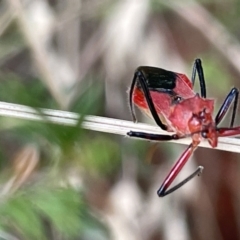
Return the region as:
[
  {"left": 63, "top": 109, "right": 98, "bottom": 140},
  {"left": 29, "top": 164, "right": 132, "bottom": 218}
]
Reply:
[
  {"left": 201, "top": 131, "right": 207, "bottom": 138},
  {"left": 199, "top": 111, "right": 205, "bottom": 118},
  {"left": 172, "top": 95, "right": 182, "bottom": 105}
]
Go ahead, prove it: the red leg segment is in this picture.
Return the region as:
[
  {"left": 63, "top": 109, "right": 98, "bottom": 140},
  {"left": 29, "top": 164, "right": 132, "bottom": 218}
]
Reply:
[{"left": 217, "top": 127, "right": 240, "bottom": 137}]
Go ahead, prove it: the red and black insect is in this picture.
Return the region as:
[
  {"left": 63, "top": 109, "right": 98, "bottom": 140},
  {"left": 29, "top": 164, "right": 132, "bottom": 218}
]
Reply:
[{"left": 127, "top": 59, "right": 239, "bottom": 197}]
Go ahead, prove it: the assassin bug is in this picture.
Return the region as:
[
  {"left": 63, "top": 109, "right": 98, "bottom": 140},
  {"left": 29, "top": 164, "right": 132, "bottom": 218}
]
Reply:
[{"left": 127, "top": 59, "right": 240, "bottom": 197}]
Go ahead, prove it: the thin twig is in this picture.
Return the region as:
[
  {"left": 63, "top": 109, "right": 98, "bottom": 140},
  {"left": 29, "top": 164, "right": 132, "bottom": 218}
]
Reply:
[{"left": 0, "top": 101, "right": 239, "bottom": 153}]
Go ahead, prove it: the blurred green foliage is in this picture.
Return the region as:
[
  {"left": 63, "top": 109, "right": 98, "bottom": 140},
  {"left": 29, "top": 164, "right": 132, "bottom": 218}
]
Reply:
[
  {"left": 0, "top": 72, "right": 118, "bottom": 239},
  {"left": 191, "top": 55, "right": 232, "bottom": 96}
]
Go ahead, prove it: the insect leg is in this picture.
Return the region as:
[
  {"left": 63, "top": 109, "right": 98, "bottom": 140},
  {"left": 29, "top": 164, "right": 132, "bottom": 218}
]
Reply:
[
  {"left": 127, "top": 129, "right": 201, "bottom": 141},
  {"left": 127, "top": 131, "right": 180, "bottom": 141},
  {"left": 215, "top": 87, "right": 239, "bottom": 127},
  {"left": 217, "top": 126, "right": 240, "bottom": 137},
  {"left": 191, "top": 59, "right": 207, "bottom": 98},
  {"left": 157, "top": 144, "right": 203, "bottom": 197},
  {"left": 129, "top": 70, "right": 168, "bottom": 131},
  {"left": 127, "top": 131, "right": 205, "bottom": 196}
]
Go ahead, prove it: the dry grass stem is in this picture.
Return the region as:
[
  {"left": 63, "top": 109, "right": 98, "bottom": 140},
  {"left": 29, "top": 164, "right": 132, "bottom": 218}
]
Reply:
[{"left": 0, "top": 101, "right": 239, "bottom": 153}]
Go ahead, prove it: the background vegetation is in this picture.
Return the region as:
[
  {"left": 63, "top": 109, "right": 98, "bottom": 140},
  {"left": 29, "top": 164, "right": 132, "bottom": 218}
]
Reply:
[{"left": 0, "top": 0, "right": 239, "bottom": 240}]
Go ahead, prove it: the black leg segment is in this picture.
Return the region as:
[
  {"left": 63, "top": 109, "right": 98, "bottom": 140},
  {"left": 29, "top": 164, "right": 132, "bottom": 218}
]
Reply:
[
  {"left": 191, "top": 59, "right": 207, "bottom": 98},
  {"left": 215, "top": 87, "right": 239, "bottom": 127},
  {"left": 157, "top": 166, "right": 204, "bottom": 197},
  {"left": 129, "top": 70, "right": 168, "bottom": 131},
  {"left": 127, "top": 131, "right": 180, "bottom": 141}
]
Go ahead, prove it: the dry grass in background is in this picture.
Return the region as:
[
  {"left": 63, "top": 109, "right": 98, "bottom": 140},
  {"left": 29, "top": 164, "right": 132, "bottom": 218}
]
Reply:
[{"left": 0, "top": 0, "right": 240, "bottom": 240}]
